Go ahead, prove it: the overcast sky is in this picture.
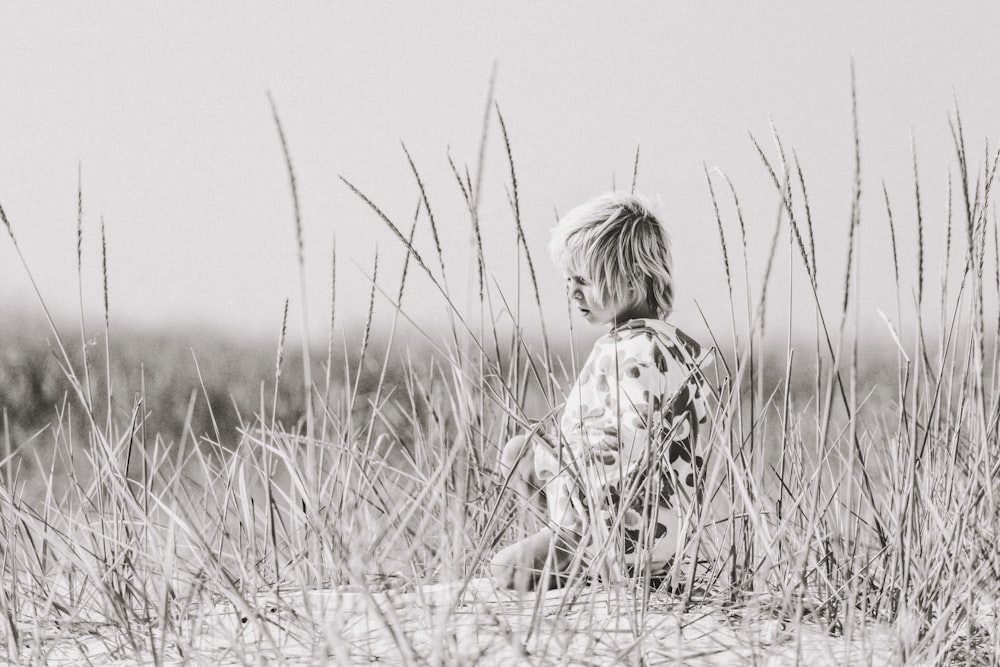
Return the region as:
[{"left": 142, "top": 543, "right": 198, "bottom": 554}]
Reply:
[{"left": 2, "top": 4, "right": 998, "bottom": 348}]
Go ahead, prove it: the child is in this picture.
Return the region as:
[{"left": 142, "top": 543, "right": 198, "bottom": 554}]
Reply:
[{"left": 491, "top": 192, "right": 711, "bottom": 592}]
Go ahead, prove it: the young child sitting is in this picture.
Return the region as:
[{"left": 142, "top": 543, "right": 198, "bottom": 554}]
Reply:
[{"left": 491, "top": 192, "right": 711, "bottom": 592}]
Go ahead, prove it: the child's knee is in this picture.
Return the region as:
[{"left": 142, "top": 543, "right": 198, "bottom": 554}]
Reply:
[
  {"left": 489, "top": 551, "right": 517, "bottom": 590},
  {"left": 499, "top": 435, "right": 529, "bottom": 475},
  {"left": 490, "top": 540, "right": 531, "bottom": 591},
  {"left": 490, "top": 529, "right": 559, "bottom": 592}
]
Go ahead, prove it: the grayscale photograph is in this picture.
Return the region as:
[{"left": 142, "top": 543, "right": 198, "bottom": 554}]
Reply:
[{"left": 1, "top": 4, "right": 997, "bottom": 664}]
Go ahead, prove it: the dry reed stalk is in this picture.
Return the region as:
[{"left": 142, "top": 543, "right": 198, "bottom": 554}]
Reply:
[
  {"left": 950, "top": 111, "right": 992, "bottom": 447},
  {"left": 401, "top": 143, "right": 448, "bottom": 284},
  {"left": 431, "top": 67, "right": 497, "bottom": 431},
  {"left": 472, "top": 61, "right": 497, "bottom": 213},
  {"left": 268, "top": 94, "right": 315, "bottom": 444},
  {"left": 881, "top": 183, "right": 901, "bottom": 299},
  {"left": 0, "top": 200, "right": 14, "bottom": 243},
  {"left": 339, "top": 178, "right": 432, "bottom": 278},
  {"left": 495, "top": 103, "right": 556, "bottom": 404},
  {"left": 949, "top": 107, "right": 974, "bottom": 249},
  {"left": 100, "top": 216, "right": 113, "bottom": 440},
  {"left": 842, "top": 68, "right": 861, "bottom": 320},
  {"left": 467, "top": 69, "right": 497, "bottom": 468},
  {"left": 762, "top": 132, "right": 831, "bottom": 423},
  {"left": 267, "top": 300, "right": 289, "bottom": 586},
  {"left": 776, "top": 320, "right": 794, "bottom": 527},
  {"left": 321, "top": 235, "right": 337, "bottom": 444},
  {"left": 75, "top": 165, "right": 94, "bottom": 411},
  {"left": 717, "top": 170, "right": 755, "bottom": 425},
  {"left": 705, "top": 165, "right": 733, "bottom": 298},
  {"left": 769, "top": 123, "right": 814, "bottom": 289},
  {"left": 272, "top": 300, "right": 289, "bottom": 433},
  {"left": 793, "top": 151, "right": 817, "bottom": 280},
  {"left": 350, "top": 250, "right": 379, "bottom": 423},
  {"left": 343, "top": 183, "right": 472, "bottom": 408},
  {"left": 994, "top": 220, "right": 1000, "bottom": 345},
  {"left": 750, "top": 132, "right": 780, "bottom": 190},
  {"left": 704, "top": 167, "right": 749, "bottom": 497},
  {"left": 824, "top": 65, "right": 886, "bottom": 548},
  {"left": 755, "top": 197, "right": 785, "bottom": 338},
  {"left": 363, "top": 202, "right": 421, "bottom": 454},
  {"left": 912, "top": 135, "right": 925, "bottom": 308},
  {"left": 847, "top": 214, "right": 862, "bottom": 581},
  {"left": 448, "top": 154, "right": 486, "bottom": 303},
  {"left": 630, "top": 142, "right": 641, "bottom": 195},
  {"left": 447, "top": 150, "right": 486, "bottom": 304},
  {"left": 402, "top": 148, "right": 468, "bottom": 376},
  {"left": 748, "top": 134, "right": 790, "bottom": 339},
  {"left": 792, "top": 155, "right": 826, "bottom": 408},
  {"left": 939, "top": 171, "right": 955, "bottom": 394}
]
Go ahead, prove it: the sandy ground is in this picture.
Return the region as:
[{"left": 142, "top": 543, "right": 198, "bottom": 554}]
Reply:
[{"left": 19, "top": 577, "right": 903, "bottom": 665}]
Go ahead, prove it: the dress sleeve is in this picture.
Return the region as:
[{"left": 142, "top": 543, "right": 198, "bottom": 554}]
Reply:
[
  {"left": 536, "top": 328, "right": 708, "bottom": 534},
  {"left": 535, "top": 333, "right": 672, "bottom": 531},
  {"left": 584, "top": 332, "right": 674, "bottom": 487}
]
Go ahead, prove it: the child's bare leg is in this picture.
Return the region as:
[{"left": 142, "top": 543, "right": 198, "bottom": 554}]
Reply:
[
  {"left": 497, "top": 435, "right": 546, "bottom": 526},
  {"left": 490, "top": 528, "right": 578, "bottom": 592},
  {"left": 492, "top": 435, "right": 579, "bottom": 591}
]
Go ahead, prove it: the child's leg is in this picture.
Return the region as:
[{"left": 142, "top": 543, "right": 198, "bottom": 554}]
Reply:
[
  {"left": 492, "top": 435, "right": 576, "bottom": 592},
  {"left": 497, "top": 434, "right": 547, "bottom": 524},
  {"left": 490, "top": 528, "right": 578, "bottom": 592}
]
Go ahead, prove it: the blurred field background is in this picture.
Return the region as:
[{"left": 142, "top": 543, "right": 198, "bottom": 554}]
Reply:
[{"left": 1, "top": 309, "right": 905, "bottom": 496}]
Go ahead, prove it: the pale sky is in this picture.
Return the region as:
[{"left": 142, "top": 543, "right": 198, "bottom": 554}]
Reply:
[{"left": 2, "top": 4, "right": 998, "bottom": 348}]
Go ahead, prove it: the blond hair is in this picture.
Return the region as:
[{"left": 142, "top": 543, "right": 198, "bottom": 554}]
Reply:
[{"left": 549, "top": 192, "right": 674, "bottom": 318}]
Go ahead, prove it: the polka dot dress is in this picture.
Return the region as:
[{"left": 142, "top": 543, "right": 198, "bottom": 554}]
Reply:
[{"left": 534, "top": 318, "right": 711, "bottom": 573}]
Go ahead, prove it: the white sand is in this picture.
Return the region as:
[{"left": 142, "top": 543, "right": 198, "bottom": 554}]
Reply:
[{"left": 156, "top": 577, "right": 895, "bottom": 665}]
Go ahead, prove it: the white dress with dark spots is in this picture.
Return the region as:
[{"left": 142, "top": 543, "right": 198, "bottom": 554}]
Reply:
[{"left": 534, "top": 318, "right": 711, "bottom": 573}]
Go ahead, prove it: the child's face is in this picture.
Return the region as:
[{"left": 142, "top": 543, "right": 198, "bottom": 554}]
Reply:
[{"left": 566, "top": 274, "right": 653, "bottom": 326}]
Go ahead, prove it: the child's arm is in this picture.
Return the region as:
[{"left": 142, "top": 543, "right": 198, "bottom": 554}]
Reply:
[
  {"left": 535, "top": 330, "right": 708, "bottom": 535},
  {"left": 591, "top": 334, "right": 673, "bottom": 481},
  {"left": 576, "top": 331, "right": 707, "bottom": 510},
  {"left": 533, "top": 334, "right": 668, "bottom": 531}
]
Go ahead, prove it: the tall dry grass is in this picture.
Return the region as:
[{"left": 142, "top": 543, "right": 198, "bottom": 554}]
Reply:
[{"left": 0, "top": 90, "right": 998, "bottom": 664}]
